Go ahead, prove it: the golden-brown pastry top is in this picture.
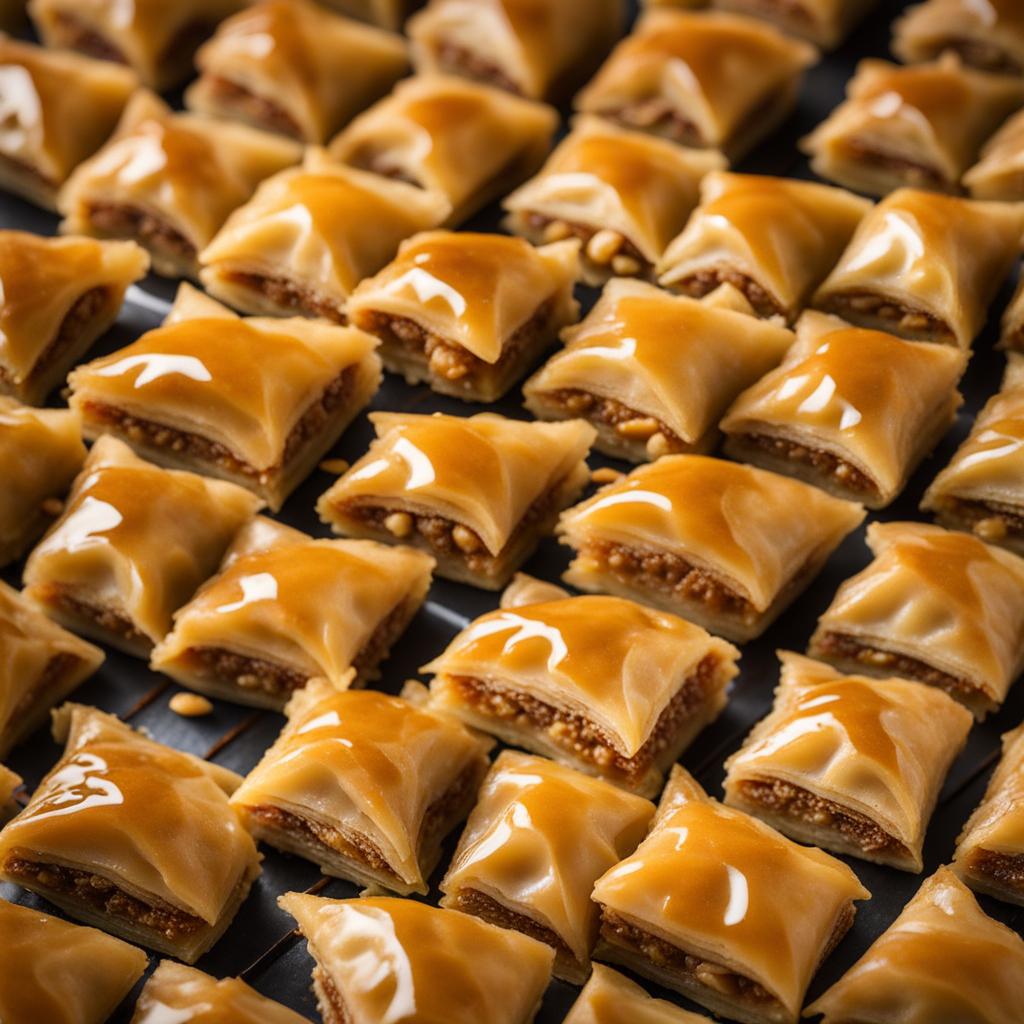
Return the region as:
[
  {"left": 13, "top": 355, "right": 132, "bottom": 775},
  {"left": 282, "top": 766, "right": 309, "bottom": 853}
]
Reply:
[
  {"left": 893, "top": 0, "right": 1024, "bottom": 72},
  {"left": 566, "top": 964, "right": 712, "bottom": 1024},
  {"left": 964, "top": 107, "right": 1024, "bottom": 199},
  {"left": 0, "top": 763, "right": 18, "bottom": 805}
]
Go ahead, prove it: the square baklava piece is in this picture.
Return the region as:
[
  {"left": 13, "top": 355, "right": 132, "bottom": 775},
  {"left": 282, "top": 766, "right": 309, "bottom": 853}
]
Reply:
[
  {"left": 0, "top": 233, "right": 148, "bottom": 405},
  {"left": 152, "top": 517, "right": 433, "bottom": 708},
  {"left": 347, "top": 230, "right": 579, "bottom": 401},
  {"left": 23, "top": 435, "right": 261, "bottom": 657},
  {"left": 425, "top": 592, "right": 739, "bottom": 794},
  {"left": 280, "top": 893, "right": 554, "bottom": 1024},
  {"left": 592, "top": 766, "right": 869, "bottom": 1024},
  {"left": 58, "top": 90, "right": 302, "bottom": 279},
  {"left": 724, "top": 652, "right": 972, "bottom": 872},
  {"left": 559, "top": 454, "right": 865, "bottom": 643},
  {"left": 566, "top": 964, "right": 711, "bottom": 1024},
  {"left": 809, "top": 520, "right": 1024, "bottom": 719},
  {"left": 317, "top": 411, "right": 595, "bottom": 589},
  {"left": 711, "top": 0, "right": 878, "bottom": 50},
  {"left": 0, "top": 704, "right": 260, "bottom": 962},
  {"left": 503, "top": 117, "right": 724, "bottom": 285},
  {"left": 329, "top": 74, "right": 557, "bottom": 226},
  {"left": 440, "top": 750, "right": 655, "bottom": 982},
  {"left": 574, "top": 10, "right": 816, "bottom": 161},
  {"left": 812, "top": 188, "right": 1024, "bottom": 348},
  {"left": 524, "top": 279, "right": 794, "bottom": 462},
  {"left": 0, "top": 765, "right": 19, "bottom": 823},
  {"left": 722, "top": 311, "right": 965, "bottom": 508},
  {"left": 656, "top": 171, "right": 871, "bottom": 322},
  {"left": 231, "top": 678, "right": 491, "bottom": 893},
  {"left": 964, "top": 107, "right": 1024, "bottom": 200}
]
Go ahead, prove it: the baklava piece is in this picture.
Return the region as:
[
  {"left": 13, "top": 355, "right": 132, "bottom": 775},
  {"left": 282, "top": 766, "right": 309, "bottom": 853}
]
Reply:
[
  {"left": 186, "top": 0, "right": 409, "bottom": 144},
  {"left": 58, "top": 91, "right": 302, "bottom": 279},
  {"left": 656, "top": 171, "right": 871, "bottom": 322},
  {"left": 558, "top": 454, "right": 865, "bottom": 643},
  {"left": 592, "top": 766, "right": 869, "bottom": 1024},
  {"left": 503, "top": 117, "right": 724, "bottom": 285},
  {"left": 425, "top": 593, "right": 739, "bottom": 794},
  {"left": 330, "top": 74, "right": 557, "bottom": 226},
  {"left": 0, "top": 37, "right": 136, "bottom": 211},
  {"left": 801, "top": 55, "right": 1024, "bottom": 196},
  {"left": 23, "top": 436, "right": 261, "bottom": 658},
  {"left": 721, "top": 311, "right": 964, "bottom": 508},
  {"left": 200, "top": 149, "right": 450, "bottom": 322},
  {"left": 565, "top": 964, "right": 713, "bottom": 1024},
  {"left": 808, "top": 867, "right": 1024, "bottom": 1024},
  {"left": 0, "top": 580, "right": 103, "bottom": 759},
  {"left": 808, "top": 520, "right": 1024, "bottom": 719},
  {"left": 710, "top": 0, "right": 877, "bottom": 50},
  {"left": 0, "top": 765, "right": 19, "bottom": 823},
  {"left": 1003, "top": 280, "right": 1024, "bottom": 352},
  {"left": 964, "top": 106, "right": 1024, "bottom": 199},
  {"left": 574, "top": 10, "right": 817, "bottom": 161},
  {"left": 318, "top": 0, "right": 420, "bottom": 30},
  {"left": 812, "top": 188, "right": 1024, "bottom": 348},
  {"left": 524, "top": 279, "right": 794, "bottom": 462},
  {"left": 317, "top": 412, "right": 595, "bottom": 589},
  {"left": 232, "top": 679, "right": 491, "bottom": 893},
  {"left": 280, "top": 892, "right": 554, "bottom": 1024},
  {"left": 440, "top": 750, "right": 654, "bottom": 981},
  {"left": 68, "top": 285, "right": 381, "bottom": 511},
  {"left": 0, "top": 899, "right": 148, "bottom": 1024},
  {"left": 152, "top": 518, "right": 433, "bottom": 708}
]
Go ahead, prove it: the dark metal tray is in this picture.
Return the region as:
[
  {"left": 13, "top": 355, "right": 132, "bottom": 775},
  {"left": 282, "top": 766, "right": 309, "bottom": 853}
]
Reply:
[{"left": 2, "top": 2, "right": 1022, "bottom": 1020}]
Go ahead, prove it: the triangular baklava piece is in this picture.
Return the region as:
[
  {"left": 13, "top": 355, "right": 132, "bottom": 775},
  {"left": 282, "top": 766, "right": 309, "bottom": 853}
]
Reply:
[
  {"left": 965, "top": 107, "right": 1024, "bottom": 200},
  {"left": 565, "top": 964, "right": 714, "bottom": 1023}
]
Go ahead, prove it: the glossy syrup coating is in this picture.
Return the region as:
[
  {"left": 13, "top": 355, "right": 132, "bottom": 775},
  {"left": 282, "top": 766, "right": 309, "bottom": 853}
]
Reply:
[
  {"left": 894, "top": 0, "right": 1024, "bottom": 72},
  {"left": 965, "top": 107, "right": 1024, "bottom": 200},
  {"left": 565, "top": 964, "right": 713, "bottom": 1023}
]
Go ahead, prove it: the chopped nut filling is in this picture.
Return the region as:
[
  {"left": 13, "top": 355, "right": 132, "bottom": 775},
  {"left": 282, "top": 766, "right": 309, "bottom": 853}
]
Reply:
[
  {"left": 0, "top": 152, "right": 57, "bottom": 199},
  {"left": 449, "top": 887, "right": 577, "bottom": 962},
  {"left": 604, "top": 100, "right": 704, "bottom": 148},
  {"left": 968, "top": 848, "right": 1024, "bottom": 894},
  {"left": 669, "top": 266, "right": 784, "bottom": 319},
  {"left": 934, "top": 38, "right": 1022, "bottom": 75},
  {"left": 933, "top": 496, "right": 1024, "bottom": 542},
  {"left": 521, "top": 212, "right": 650, "bottom": 275},
  {"left": 540, "top": 388, "right": 685, "bottom": 453},
  {"left": 432, "top": 40, "right": 523, "bottom": 94},
  {"left": 725, "top": 0, "right": 814, "bottom": 27},
  {"left": 736, "top": 432, "right": 878, "bottom": 498},
  {"left": 202, "top": 76, "right": 303, "bottom": 139},
  {"left": 38, "top": 585, "right": 149, "bottom": 647},
  {"left": 313, "top": 965, "right": 351, "bottom": 1024},
  {"left": 51, "top": 11, "right": 127, "bottom": 63},
  {"left": 841, "top": 139, "right": 949, "bottom": 190},
  {"left": 221, "top": 271, "right": 346, "bottom": 323},
  {"left": 819, "top": 291, "right": 955, "bottom": 344},
  {"left": 87, "top": 201, "right": 197, "bottom": 268}
]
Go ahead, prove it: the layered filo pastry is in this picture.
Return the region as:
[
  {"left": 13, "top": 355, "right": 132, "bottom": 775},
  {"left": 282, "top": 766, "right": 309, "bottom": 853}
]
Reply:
[
  {"left": 0, "top": 704, "right": 260, "bottom": 962},
  {"left": 808, "top": 867, "right": 1024, "bottom": 1024},
  {"left": 317, "top": 412, "right": 595, "bottom": 589},
  {"left": 347, "top": 231, "right": 579, "bottom": 402},
  {"left": 0, "top": 233, "right": 148, "bottom": 405},
  {"left": 558, "top": 455, "right": 865, "bottom": 643},
  {"left": 710, "top": 0, "right": 878, "bottom": 50},
  {"left": 655, "top": 172, "right": 871, "bottom": 322},
  {"left": 152, "top": 518, "right": 434, "bottom": 709},
  {"left": 565, "top": 963, "right": 713, "bottom": 1024},
  {"left": 523, "top": 279, "right": 794, "bottom": 463},
  {"left": 231, "top": 679, "right": 491, "bottom": 894},
  {"left": 964, "top": 107, "right": 1024, "bottom": 200},
  {"left": 724, "top": 652, "right": 972, "bottom": 872},
  {"left": 574, "top": 10, "right": 817, "bottom": 161},
  {"left": 812, "top": 188, "right": 1024, "bottom": 349},
  {"left": 440, "top": 750, "right": 655, "bottom": 982},
  {"left": 0, "top": 37, "right": 137, "bottom": 211},
  {"left": 424, "top": 592, "right": 739, "bottom": 795},
  {"left": 23, "top": 436, "right": 261, "bottom": 657},
  {"left": 591, "top": 767, "right": 869, "bottom": 1024},
  {"left": 502, "top": 117, "right": 724, "bottom": 284},
  {"left": 58, "top": 91, "right": 302, "bottom": 279},
  {"left": 808, "top": 521, "right": 1024, "bottom": 719},
  {"left": 0, "top": 765, "right": 19, "bottom": 823},
  {"left": 329, "top": 74, "right": 557, "bottom": 226},
  {"left": 721, "top": 312, "right": 965, "bottom": 509}
]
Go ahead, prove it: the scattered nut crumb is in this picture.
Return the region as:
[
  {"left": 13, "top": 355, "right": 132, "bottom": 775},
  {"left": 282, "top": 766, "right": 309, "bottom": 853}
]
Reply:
[
  {"left": 616, "top": 416, "right": 660, "bottom": 440},
  {"left": 586, "top": 229, "right": 623, "bottom": 265},
  {"left": 452, "top": 523, "right": 483, "bottom": 553},
  {"left": 591, "top": 467, "right": 624, "bottom": 485},
  {"left": 975, "top": 517, "right": 1008, "bottom": 542},
  {"left": 542, "top": 219, "right": 572, "bottom": 243},
  {"left": 169, "top": 692, "right": 214, "bottom": 718},
  {"left": 319, "top": 458, "right": 350, "bottom": 475},
  {"left": 611, "top": 254, "right": 642, "bottom": 276},
  {"left": 384, "top": 511, "right": 413, "bottom": 538}
]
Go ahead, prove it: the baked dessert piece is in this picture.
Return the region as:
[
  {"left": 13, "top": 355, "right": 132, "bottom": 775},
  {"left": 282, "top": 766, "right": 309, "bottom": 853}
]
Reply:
[
  {"left": 808, "top": 867, "right": 1024, "bottom": 1024},
  {"left": 808, "top": 520, "right": 1024, "bottom": 719},
  {"left": 499, "top": 571, "right": 572, "bottom": 609},
  {"left": 23, "top": 435, "right": 261, "bottom": 658},
  {"left": 0, "top": 580, "right": 103, "bottom": 759},
  {"left": 424, "top": 592, "right": 739, "bottom": 794},
  {"left": 440, "top": 750, "right": 655, "bottom": 982},
  {"left": 656, "top": 171, "right": 871, "bottom": 322},
  {"left": 347, "top": 230, "right": 579, "bottom": 402},
  {"left": 152, "top": 518, "right": 433, "bottom": 708},
  {"left": 58, "top": 91, "right": 302, "bottom": 279},
  {"left": 721, "top": 311, "right": 965, "bottom": 508},
  {"left": 592, "top": 766, "right": 869, "bottom": 1024},
  {"left": 68, "top": 285, "right": 381, "bottom": 511},
  {"left": 280, "top": 892, "right": 554, "bottom": 1024},
  {"left": 524, "top": 279, "right": 794, "bottom": 462},
  {"left": 317, "top": 412, "right": 595, "bottom": 589},
  {"left": 574, "top": 10, "right": 816, "bottom": 162},
  {"left": 0, "top": 37, "right": 137, "bottom": 211},
  {"left": 0, "top": 765, "right": 19, "bottom": 823},
  {"left": 503, "top": 117, "right": 724, "bottom": 285},
  {"left": 231, "top": 678, "right": 491, "bottom": 893},
  {"left": 329, "top": 74, "right": 557, "bottom": 226},
  {"left": 1003, "top": 280, "right": 1024, "bottom": 352},
  {"left": 800, "top": 55, "right": 1024, "bottom": 196},
  {"left": 565, "top": 964, "right": 713, "bottom": 1024},
  {"left": 318, "top": 0, "right": 421, "bottom": 30},
  {"left": 28, "top": 0, "right": 246, "bottom": 91},
  {"left": 964, "top": 107, "right": 1024, "bottom": 199},
  {"left": 710, "top": 0, "right": 877, "bottom": 50},
  {"left": 0, "top": 899, "right": 148, "bottom": 1024},
  {"left": 812, "top": 188, "right": 1024, "bottom": 349},
  {"left": 559, "top": 454, "right": 865, "bottom": 643},
  {"left": 0, "top": 400, "right": 85, "bottom": 568},
  {"left": 186, "top": 0, "right": 409, "bottom": 144}
]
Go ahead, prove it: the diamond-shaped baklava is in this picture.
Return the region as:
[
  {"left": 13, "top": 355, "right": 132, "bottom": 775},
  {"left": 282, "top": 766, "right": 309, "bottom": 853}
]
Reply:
[
  {"left": 964, "top": 107, "right": 1024, "bottom": 200},
  {"left": 710, "top": 0, "right": 877, "bottom": 50},
  {"left": 565, "top": 963, "right": 713, "bottom": 1024},
  {"left": 0, "top": 765, "right": 19, "bottom": 823}
]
